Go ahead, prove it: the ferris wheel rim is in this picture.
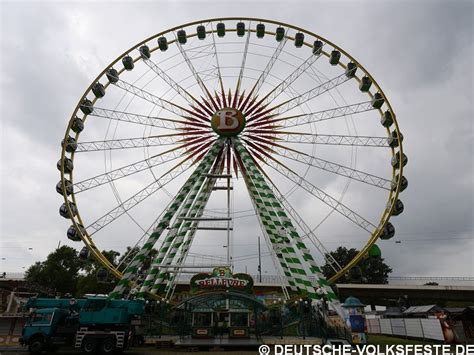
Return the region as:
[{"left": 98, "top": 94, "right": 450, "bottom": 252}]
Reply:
[{"left": 58, "top": 17, "right": 405, "bottom": 286}]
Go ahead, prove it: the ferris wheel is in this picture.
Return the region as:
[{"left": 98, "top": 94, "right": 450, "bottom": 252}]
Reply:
[{"left": 57, "top": 18, "right": 407, "bottom": 303}]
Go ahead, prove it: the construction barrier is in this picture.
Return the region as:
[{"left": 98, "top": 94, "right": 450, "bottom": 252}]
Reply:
[{"left": 367, "top": 318, "right": 444, "bottom": 341}]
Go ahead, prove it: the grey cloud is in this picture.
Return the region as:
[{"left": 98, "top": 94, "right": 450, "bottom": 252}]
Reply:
[{"left": 1, "top": 0, "right": 472, "bottom": 282}]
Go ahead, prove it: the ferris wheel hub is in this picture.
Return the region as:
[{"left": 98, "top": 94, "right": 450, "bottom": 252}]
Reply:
[{"left": 211, "top": 107, "right": 246, "bottom": 137}]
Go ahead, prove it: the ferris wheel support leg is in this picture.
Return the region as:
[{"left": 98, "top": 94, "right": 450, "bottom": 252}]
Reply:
[
  {"left": 162, "top": 165, "right": 224, "bottom": 298},
  {"left": 269, "top": 184, "right": 343, "bottom": 274},
  {"left": 234, "top": 140, "right": 317, "bottom": 299},
  {"left": 109, "top": 140, "right": 224, "bottom": 299},
  {"left": 254, "top": 174, "right": 338, "bottom": 299},
  {"left": 148, "top": 149, "right": 226, "bottom": 296},
  {"left": 138, "top": 146, "right": 225, "bottom": 297},
  {"left": 234, "top": 141, "right": 319, "bottom": 296},
  {"left": 236, "top": 141, "right": 347, "bottom": 319},
  {"left": 137, "top": 144, "right": 224, "bottom": 297}
]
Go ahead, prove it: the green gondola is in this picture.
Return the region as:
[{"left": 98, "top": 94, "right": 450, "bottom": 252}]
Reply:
[
  {"left": 275, "top": 26, "right": 285, "bottom": 41},
  {"left": 294, "top": 32, "right": 304, "bottom": 47},
  {"left": 329, "top": 50, "right": 341, "bottom": 65},
  {"left": 122, "top": 55, "right": 134, "bottom": 70},
  {"left": 177, "top": 30, "right": 187, "bottom": 44},
  {"left": 158, "top": 36, "right": 168, "bottom": 51},
  {"left": 371, "top": 93, "right": 384, "bottom": 109},
  {"left": 139, "top": 45, "right": 151, "bottom": 59},
  {"left": 256, "top": 23, "right": 265, "bottom": 38}
]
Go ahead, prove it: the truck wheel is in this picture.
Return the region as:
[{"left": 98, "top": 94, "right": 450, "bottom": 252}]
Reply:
[
  {"left": 81, "top": 337, "right": 98, "bottom": 354},
  {"left": 28, "top": 338, "right": 45, "bottom": 354},
  {"left": 100, "top": 337, "right": 116, "bottom": 354}
]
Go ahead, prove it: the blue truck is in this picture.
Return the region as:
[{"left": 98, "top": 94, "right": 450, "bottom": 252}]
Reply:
[{"left": 19, "top": 297, "right": 145, "bottom": 354}]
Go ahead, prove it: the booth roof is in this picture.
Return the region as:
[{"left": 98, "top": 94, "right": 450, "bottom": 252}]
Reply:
[{"left": 174, "top": 291, "right": 267, "bottom": 311}]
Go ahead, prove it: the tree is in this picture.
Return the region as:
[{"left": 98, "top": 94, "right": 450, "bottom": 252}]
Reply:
[
  {"left": 76, "top": 250, "right": 120, "bottom": 296},
  {"left": 322, "top": 246, "right": 392, "bottom": 284},
  {"left": 24, "top": 246, "right": 82, "bottom": 295},
  {"left": 24, "top": 246, "right": 159, "bottom": 296},
  {"left": 24, "top": 245, "right": 162, "bottom": 296}
]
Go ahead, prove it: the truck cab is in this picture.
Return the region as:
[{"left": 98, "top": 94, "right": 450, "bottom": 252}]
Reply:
[{"left": 21, "top": 307, "right": 75, "bottom": 353}]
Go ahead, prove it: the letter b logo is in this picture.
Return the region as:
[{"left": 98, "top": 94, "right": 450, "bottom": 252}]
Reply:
[{"left": 211, "top": 108, "right": 245, "bottom": 137}]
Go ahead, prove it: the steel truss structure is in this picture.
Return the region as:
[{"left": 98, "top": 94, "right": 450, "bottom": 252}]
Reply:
[{"left": 58, "top": 18, "right": 406, "bottom": 314}]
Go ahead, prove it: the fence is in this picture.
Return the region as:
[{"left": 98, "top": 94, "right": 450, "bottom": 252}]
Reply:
[{"left": 367, "top": 317, "right": 444, "bottom": 341}]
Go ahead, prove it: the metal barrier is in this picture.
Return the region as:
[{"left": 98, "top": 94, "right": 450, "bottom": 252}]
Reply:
[{"left": 367, "top": 318, "right": 444, "bottom": 341}]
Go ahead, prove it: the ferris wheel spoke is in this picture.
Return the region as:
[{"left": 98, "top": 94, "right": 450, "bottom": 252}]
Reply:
[
  {"left": 248, "top": 72, "right": 351, "bottom": 123},
  {"left": 242, "top": 35, "right": 289, "bottom": 110},
  {"left": 113, "top": 78, "right": 209, "bottom": 122},
  {"left": 175, "top": 34, "right": 220, "bottom": 111},
  {"left": 247, "top": 101, "right": 375, "bottom": 129},
  {"left": 73, "top": 140, "right": 213, "bottom": 193},
  {"left": 86, "top": 151, "right": 208, "bottom": 236},
  {"left": 143, "top": 57, "right": 215, "bottom": 117},
  {"left": 244, "top": 144, "right": 378, "bottom": 232},
  {"left": 234, "top": 21, "right": 252, "bottom": 98},
  {"left": 243, "top": 138, "right": 391, "bottom": 189},
  {"left": 209, "top": 21, "right": 226, "bottom": 97},
  {"left": 89, "top": 107, "right": 210, "bottom": 130},
  {"left": 74, "top": 132, "right": 211, "bottom": 152},
  {"left": 245, "top": 52, "right": 322, "bottom": 116},
  {"left": 244, "top": 131, "right": 390, "bottom": 147}
]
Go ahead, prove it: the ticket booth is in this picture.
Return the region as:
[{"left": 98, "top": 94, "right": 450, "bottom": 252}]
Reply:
[
  {"left": 178, "top": 267, "right": 266, "bottom": 340},
  {"left": 229, "top": 309, "right": 250, "bottom": 338},
  {"left": 191, "top": 309, "right": 214, "bottom": 338}
]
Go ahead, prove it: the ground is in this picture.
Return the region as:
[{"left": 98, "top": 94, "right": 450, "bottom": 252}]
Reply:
[
  {"left": 0, "top": 337, "right": 445, "bottom": 354},
  {"left": 0, "top": 348, "right": 258, "bottom": 354},
  {"left": 367, "top": 334, "right": 437, "bottom": 345}
]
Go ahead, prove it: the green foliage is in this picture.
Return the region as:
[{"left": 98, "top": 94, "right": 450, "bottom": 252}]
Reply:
[
  {"left": 24, "top": 246, "right": 158, "bottom": 297},
  {"left": 75, "top": 249, "right": 120, "bottom": 296},
  {"left": 24, "top": 246, "right": 82, "bottom": 295},
  {"left": 322, "top": 247, "right": 392, "bottom": 284}
]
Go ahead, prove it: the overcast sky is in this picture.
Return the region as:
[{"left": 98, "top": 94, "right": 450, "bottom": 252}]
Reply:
[{"left": 0, "top": 0, "right": 473, "bottom": 284}]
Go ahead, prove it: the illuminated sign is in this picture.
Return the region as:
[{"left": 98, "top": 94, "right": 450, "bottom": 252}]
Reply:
[{"left": 190, "top": 267, "right": 254, "bottom": 294}]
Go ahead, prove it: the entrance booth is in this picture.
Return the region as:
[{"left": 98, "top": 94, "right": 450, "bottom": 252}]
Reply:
[
  {"left": 176, "top": 292, "right": 264, "bottom": 340},
  {"left": 229, "top": 309, "right": 250, "bottom": 338},
  {"left": 174, "top": 267, "right": 266, "bottom": 341},
  {"left": 191, "top": 309, "right": 214, "bottom": 338}
]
